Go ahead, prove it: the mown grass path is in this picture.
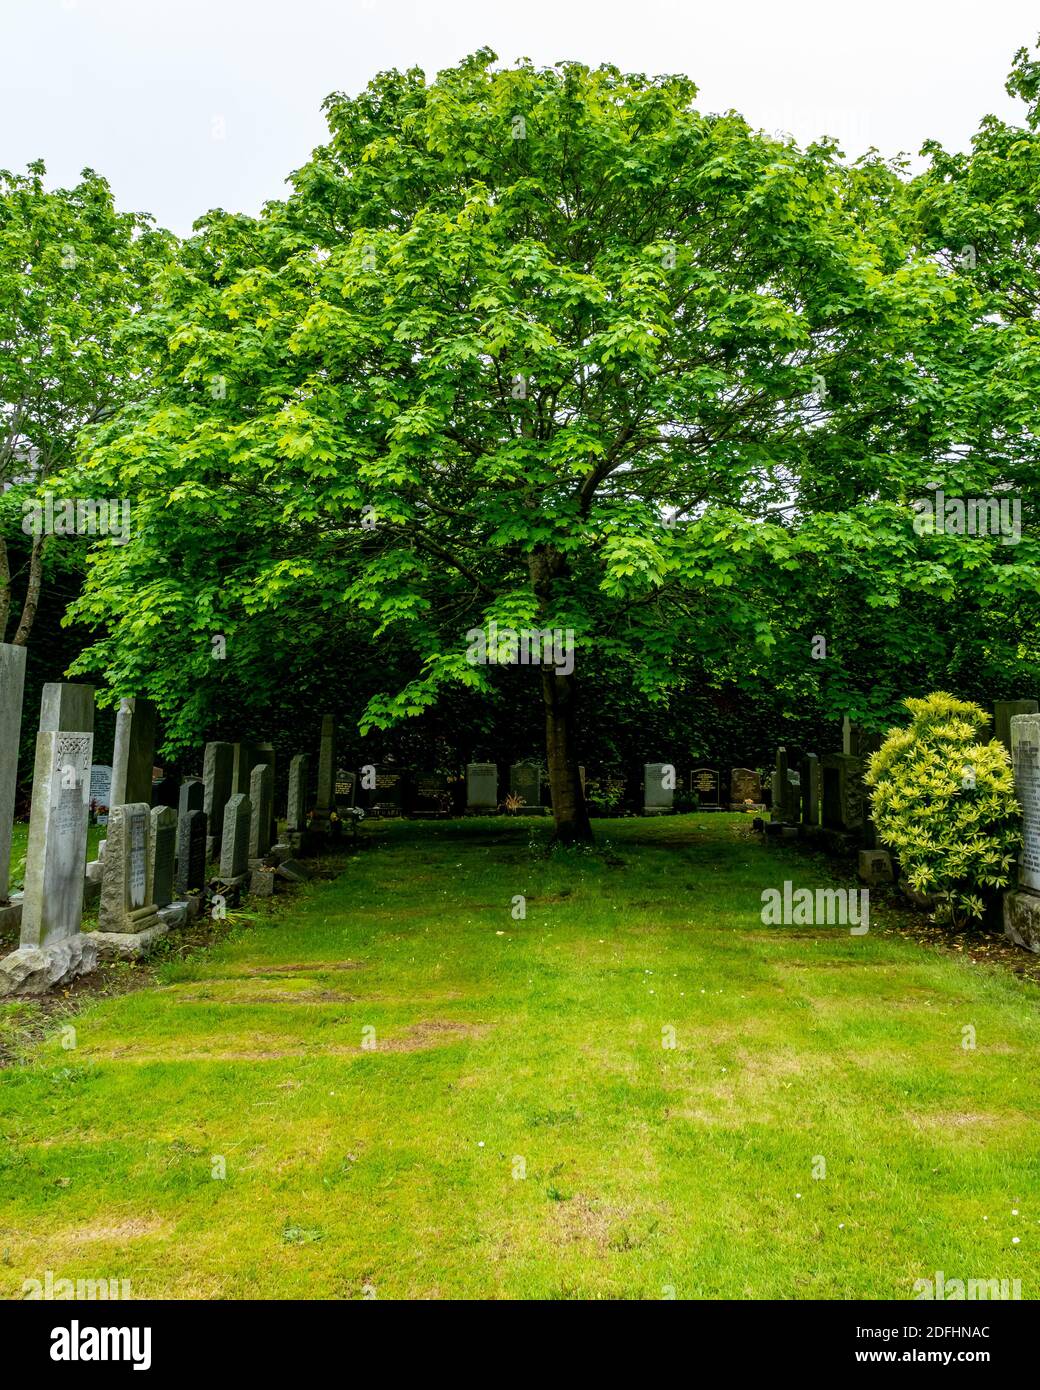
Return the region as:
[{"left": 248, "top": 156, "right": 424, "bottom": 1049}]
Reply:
[{"left": 2, "top": 815, "right": 1039, "bottom": 1299}]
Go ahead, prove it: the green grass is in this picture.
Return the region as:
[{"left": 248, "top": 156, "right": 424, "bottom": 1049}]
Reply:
[{"left": 2, "top": 814, "right": 1039, "bottom": 1299}]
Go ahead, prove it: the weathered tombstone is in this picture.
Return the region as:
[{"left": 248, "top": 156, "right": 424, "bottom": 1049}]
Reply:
[
  {"left": 314, "top": 716, "right": 336, "bottom": 829},
  {"left": 232, "top": 741, "right": 261, "bottom": 796},
  {"left": 286, "top": 754, "right": 309, "bottom": 831},
  {"left": 0, "top": 691, "right": 97, "bottom": 993},
  {"left": 98, "top": 802, "right": 160, "bottom": 934},
  {"left": 0, "top": 644, "right": 27, "bottom": 905},
  {"left": 203, "top": 741, "right": 234, "bottom": 858},
  {"left": 729, "top": 767, "right": 763, "bottom": 809},
  {"left": 40, "top": 682, "right": 95, "bottom": 734},
  {"left": 111, "top": 697, "right": 157, "bottom": 807},
  {"left": 219, "top": 794, "right": 251, "bottom": 881},
  {"left": 690, "top": 768, "right": 721, "bottom": 810},
  {"left": 466, "top": 763, "right": 498, "bottom": 811},
  {"left": 644, "top": 762, "right": 674, "bottom": 814},
  {"left": 176, "top": 809, "right": 208, "bottom": 895},
  {"left": 178, "top": 777, "right": 205, "bottom": 817},
  {"left": 509, "top": 763, "right": 541, "bottom": 811},
  {"left": 994, "top": 700, "right": 1038, "bottom": 755},
  {"left": 411, "top": 771, "right": 451, "bottom": 816},
  {"left": 248, "top": 764, "right": 274, "bottom": 860},
  {"left": 151, "top": 774, "right": 178, "bottom": 809},
  {"left": 148, "top": 805, "right": 177, "bottom": 909}
]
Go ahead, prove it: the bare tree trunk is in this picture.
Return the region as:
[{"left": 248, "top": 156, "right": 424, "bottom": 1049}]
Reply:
[
  {"left": 542, "top": 665, "right": 592, "bottom": 843},
  {"left": 12, "top": 533, "right": 45, "bottom": 647}
]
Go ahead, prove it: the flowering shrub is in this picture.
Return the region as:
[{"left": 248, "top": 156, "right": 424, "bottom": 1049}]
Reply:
[{"left": 866, "top": 692, "right": 1021, "bottom": 925}]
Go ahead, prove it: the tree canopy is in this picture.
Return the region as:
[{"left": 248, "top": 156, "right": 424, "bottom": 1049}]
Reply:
[{"left": 65, "top": 46, "right": 1040, "bottom": 837}]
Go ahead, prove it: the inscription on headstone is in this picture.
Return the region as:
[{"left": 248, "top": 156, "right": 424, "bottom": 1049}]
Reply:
[{"left": 691, "top": 768, "right": 721, "bottom": 809}]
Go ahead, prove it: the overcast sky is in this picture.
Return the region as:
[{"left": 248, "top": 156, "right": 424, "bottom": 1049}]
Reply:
[{"left": 2, "top": 0, "right": 1035, "bottom": 236}]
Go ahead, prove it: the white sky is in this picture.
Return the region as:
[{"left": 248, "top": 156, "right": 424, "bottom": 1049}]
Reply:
[{"left": 1, "top": 0, "right": 1035, "bottom": 237}]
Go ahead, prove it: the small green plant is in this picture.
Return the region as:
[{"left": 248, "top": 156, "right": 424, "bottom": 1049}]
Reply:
[{"left": 866, "top": 692, "right": 1021, "bottom": 926}]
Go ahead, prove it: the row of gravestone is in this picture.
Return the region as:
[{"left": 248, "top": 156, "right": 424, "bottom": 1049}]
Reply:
[
  {"left": 292, "top": 761, "right": 770, "bottom": 816},
  {"left": 0, "top": 676, "right": 333, "bottom": 996}
]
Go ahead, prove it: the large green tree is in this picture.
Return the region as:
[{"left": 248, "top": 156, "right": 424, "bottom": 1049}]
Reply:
[
  {"left": 0, "top": 162, "right": 172, "bottom": 646},
  {"left": 72, "top": 51, "right": 1040, "bottom": 839}
]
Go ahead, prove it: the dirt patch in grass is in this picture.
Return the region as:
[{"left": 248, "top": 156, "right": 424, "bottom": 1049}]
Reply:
[
  {"left": 375, "top": 1020, "right": 490, "bottom": 1053},
  {"left": 172, "top": 988, "right": 359, "bottom": 1005},
  {"left": 65, "top": 1217, "right": 171, "bottom": 1245},
  {"left": 96, "top": 1019, "right": 489, "bottom": 1063},
  {"left": 237, "top": 961, "right": 366, "bottom": 976}
]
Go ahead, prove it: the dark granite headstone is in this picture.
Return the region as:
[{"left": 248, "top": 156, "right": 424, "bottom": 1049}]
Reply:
[
  {"left": 690, "top": 768, "right": 721, "bottom": 809},
  {"left": 176, "top": 809, "right": 208, "bottom": 894}
]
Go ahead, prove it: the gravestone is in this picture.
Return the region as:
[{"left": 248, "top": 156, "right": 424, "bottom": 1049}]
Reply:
[
  {"left": 151, "top": 774, "right": 178, "bottom": 809},
  {"left": 203, "top": 741, "right": 234, "bottom": 858},
  {"left": 1004, "top": 714, "right": 1040, "bottom": 952},
  {"left": 800, "top": 753, "right": 821, "bottom": 827},
  {"left": 690, "top": 768, "right": 721, "bottom": 810},
  {"left": 767, "top": 750, "right": 800, "bottom": 822},
  {"left": 314, "top": 716, "right": 336, "bottom": 829},
  {"left": 219, "top": 794, "right": 251, "bottom": 881},
  {"left": 176, "top": 809, "right": 208, "bottom": 895},
  {"left": 248, "top": 764, "right": 274, "bottom": 859},
  {"left": 89, "top": 765, "right": 113, "bottom": 821},
  {"left": 111, "top": 697, "right": 157, "bottom": 807},
  {"left": 98, "top": 802, "right": 160, "bottom": 934},
  {"left": 286, "top": 754, "right": 309, "bottom": 832},
  {"left": 232, "top": 742, "right": 262, "bottom": 796},
  {"left": 178, "top": 777, "right": 204, "bottom": 817},
  {"left": 370, "top": 767, "right": 405, "bottom": 817},
  {"left": 0, "top": 644, "right": 27, "bottom": 904},
  {"left": 255, "top": 743, "right": 277, "bottom": 841},
  {"left": 2, "top": 698, "right": 97, "bottom": 993},
  {"left": 148, "top": 805, "right": 177, "bottom": 909},
  {"left": 509, "top": 763, "right": 541, "bottom": 810},
  {"left": 994, "top": 700, "right": 1038, "bottom": 755},
  {"left": 729, "top": 767, "right": 762, "bottom": 809},
  {"left": 40, "top": 682, "right": 95, "bottom": 734},
  {"left": 334, "top": 767, "right": 356, "bottom": 809},
  {"left": 412, "top": 772, "right": 451, "bottom": 816},
  {"left": 644, "top": 763, "right": 674, "bottom": 814},
  {"left": 820, "top": 754, "right": 866, "bottom": 833},
  {"left": 466, "top": 763, "right": 498, "bottom": 811}
]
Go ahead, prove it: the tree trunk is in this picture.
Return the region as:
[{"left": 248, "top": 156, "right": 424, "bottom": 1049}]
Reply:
[
  {"left": 12, "top": 533, "right": 45, "bottom": 647},
  {"left": 542, "top": 665, "right": 592, "bottom": 843}
]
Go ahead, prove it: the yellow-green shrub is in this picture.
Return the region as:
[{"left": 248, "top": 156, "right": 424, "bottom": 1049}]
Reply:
[{"left": 865, "top": 692, "right": 1021, "bottom": 925}]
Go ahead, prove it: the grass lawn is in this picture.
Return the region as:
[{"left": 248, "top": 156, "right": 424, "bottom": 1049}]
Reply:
[{"left": 1, "top": 813, "right": 1039, "bottom": 1299}]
